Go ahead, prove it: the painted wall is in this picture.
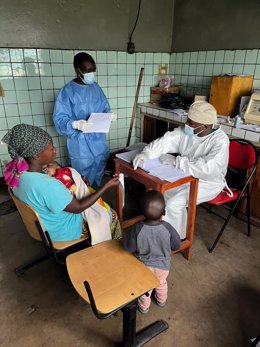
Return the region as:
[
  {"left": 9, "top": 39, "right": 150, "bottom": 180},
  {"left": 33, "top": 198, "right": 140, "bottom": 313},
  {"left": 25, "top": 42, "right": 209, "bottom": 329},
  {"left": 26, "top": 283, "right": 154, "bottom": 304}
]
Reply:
[
  {"left": 169, "top": 49, "right": 260, "bottom": 96},
  {"left": 0, "top": 0, "right": 174, "bottom": 52},
  {"left": 0, "top": 48, "right": 170, "bottom": 176},
  {"left": 172, "top": 0, "right": 260, "bottom": 52}
]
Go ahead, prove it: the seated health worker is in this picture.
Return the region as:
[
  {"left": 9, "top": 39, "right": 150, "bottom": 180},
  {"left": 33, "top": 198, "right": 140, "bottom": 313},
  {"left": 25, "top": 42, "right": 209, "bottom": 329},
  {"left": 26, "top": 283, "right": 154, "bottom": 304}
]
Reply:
[
  {"left": 133, "top": 101, "right": 229, "bottom": 239},
  {"left": 2, "top": 124, "right": 121, "bottom": 243},
  {"left": 53, "top": 52, "right": 116, "bottom": 187}
]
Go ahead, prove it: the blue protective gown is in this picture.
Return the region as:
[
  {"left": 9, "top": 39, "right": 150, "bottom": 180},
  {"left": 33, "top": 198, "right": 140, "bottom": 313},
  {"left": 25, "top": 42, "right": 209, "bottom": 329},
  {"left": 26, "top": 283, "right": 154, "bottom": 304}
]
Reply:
[{"left": 53, "top": 80, "right": 110, "bottom": 186}]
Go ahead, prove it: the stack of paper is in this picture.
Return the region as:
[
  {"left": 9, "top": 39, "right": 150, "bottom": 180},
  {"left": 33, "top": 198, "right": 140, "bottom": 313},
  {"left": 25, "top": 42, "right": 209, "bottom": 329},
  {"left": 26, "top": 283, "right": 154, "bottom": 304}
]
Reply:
[
  {"left": 115, "top": 150, "right": 139, "bottom": 163},
  {"left": 115, "top": 150, "right": 189, "bottom": 182}
]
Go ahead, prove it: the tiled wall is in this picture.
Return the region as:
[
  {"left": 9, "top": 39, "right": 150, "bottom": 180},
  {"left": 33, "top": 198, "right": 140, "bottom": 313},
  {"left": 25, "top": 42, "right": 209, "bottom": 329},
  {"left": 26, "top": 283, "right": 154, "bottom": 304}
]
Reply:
[
  {"left": 169, "top": 49, "right": 260, "bottom": 97},
  {"left": 0, "top": 48, "right": 170, "bottom": 175}
]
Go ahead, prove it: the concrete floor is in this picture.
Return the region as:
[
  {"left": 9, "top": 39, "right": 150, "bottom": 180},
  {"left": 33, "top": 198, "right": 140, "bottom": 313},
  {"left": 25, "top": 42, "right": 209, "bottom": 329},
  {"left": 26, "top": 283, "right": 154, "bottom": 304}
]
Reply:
[{"left": 0, "top": 182, "right": 260, "bottom": 347}]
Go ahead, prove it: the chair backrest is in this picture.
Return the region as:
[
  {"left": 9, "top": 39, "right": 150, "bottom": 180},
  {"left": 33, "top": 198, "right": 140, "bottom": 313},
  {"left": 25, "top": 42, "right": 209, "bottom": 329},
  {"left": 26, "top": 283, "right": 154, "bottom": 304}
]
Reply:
[
  {"left": 9, "top": 188, "right": 45, "bottom": 242},
  {"left": 229, "top": 139, "right": 258, "bottom": 171}
]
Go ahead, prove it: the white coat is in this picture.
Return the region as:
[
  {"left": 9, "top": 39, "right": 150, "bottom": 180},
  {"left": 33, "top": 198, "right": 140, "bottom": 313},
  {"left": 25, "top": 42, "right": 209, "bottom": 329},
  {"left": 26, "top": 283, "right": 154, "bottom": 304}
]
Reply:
[{"left": 141, "top": 126, "right": 229, "bottom": 239}]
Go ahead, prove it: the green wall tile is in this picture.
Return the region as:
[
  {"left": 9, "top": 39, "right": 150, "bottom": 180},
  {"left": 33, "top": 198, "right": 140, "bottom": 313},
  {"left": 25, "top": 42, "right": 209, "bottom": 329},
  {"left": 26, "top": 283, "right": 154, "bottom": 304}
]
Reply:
[
  {"left": 214, "top": 51, "right": 224, "bottom": 63},
  {"left": 205, "top": 51, "right": 215, "bottom": 63},
  {"left": 190, "top": 52, "right": 198, "bottom": 63},
  {"left": 224, "top": 51, "right": 235, "bottom": 63},
  {"left": 245, "top": 49, "right": 258, "bottom": 64},
  {"left": 198, "top": 51, "right": 206, "bottom": 64}
]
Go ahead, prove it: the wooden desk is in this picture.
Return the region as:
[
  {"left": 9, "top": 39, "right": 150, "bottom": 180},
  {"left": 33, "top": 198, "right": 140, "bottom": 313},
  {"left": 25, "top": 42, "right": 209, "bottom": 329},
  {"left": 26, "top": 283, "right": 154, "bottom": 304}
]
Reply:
[
  {"left": 66, "top": 240, "right": 169, "bottom": 346},
  {"left": 115, "top": 158, "right": 199, "bottom": 260}
]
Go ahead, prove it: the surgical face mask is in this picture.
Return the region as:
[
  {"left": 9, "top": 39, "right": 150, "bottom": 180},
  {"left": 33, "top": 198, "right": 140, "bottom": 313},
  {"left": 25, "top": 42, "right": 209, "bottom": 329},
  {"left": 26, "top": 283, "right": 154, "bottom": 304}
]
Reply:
[
  {"left": 184, "top": 124, "right": 204, "bottom": 137},
  {"left": 78, "top": 69, "right": 96, "bottom": 84}
]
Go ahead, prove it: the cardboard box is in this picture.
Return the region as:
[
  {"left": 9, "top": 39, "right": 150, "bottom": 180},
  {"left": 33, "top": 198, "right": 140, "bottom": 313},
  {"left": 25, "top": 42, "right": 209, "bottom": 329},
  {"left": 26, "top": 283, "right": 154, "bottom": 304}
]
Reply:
[
  {"left": 150, "top": 86, "right": 179, "bottom": 105},
  {"left": 209, "top": 75, "right": 253, "bottom": 116}
]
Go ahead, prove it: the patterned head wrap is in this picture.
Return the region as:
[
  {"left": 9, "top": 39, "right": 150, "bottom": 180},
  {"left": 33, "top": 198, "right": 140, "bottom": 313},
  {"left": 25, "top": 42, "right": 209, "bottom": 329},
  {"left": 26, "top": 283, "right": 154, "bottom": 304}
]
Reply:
[{"left": 1, "top": 124, "right": 52, "bottom": 188}]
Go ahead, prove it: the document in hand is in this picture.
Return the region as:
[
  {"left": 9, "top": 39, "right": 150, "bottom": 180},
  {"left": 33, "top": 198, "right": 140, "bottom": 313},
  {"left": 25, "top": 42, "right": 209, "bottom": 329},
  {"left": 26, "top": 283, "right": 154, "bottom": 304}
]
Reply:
[
  {"left": 115, "top": 150, "right": 189, "bottom": 183},
  {"left": 84, "top": 113, "right": 113, "bottom": 133}
]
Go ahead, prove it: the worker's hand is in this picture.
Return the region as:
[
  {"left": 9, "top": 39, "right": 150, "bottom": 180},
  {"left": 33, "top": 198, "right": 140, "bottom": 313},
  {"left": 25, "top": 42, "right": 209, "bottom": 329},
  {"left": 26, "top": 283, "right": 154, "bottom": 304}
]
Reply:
[
  {"left": 109, "top": 113, "right": 117, "bottom": 121},
  {"left": 133, "top": 153, "right": 149, "bottom": 170},
  {"left": 159, "top": 154, "right": 176, "bottom": 166},
  {"left": 104, "top": 176, "right": 119, "bottom": 189},
  {"left": 72, "top": 120, "right": 93, "bottom": 132}
]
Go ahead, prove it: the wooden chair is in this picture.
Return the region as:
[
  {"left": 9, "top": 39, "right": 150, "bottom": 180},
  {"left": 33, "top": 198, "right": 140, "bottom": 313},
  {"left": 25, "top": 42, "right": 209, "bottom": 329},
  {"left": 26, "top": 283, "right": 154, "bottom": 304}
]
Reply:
[{"left": 9, "top": 188, "right": 90, "bottom": 276}]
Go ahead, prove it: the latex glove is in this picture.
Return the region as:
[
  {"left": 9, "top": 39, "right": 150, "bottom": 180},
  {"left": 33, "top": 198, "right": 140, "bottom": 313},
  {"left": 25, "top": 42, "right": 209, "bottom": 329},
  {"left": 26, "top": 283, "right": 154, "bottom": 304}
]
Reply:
[
  {"left": 109, "top": 113, "right": 117, "bottom": 121},
  {"left": 72, "top": 120, "right": 93, "bottom": 132},
  {"left": 159, "top": 154, "right": 176, "bottom": 166},
  {"left": 133, "top": 153, "right": 149, "bottom": 170}
]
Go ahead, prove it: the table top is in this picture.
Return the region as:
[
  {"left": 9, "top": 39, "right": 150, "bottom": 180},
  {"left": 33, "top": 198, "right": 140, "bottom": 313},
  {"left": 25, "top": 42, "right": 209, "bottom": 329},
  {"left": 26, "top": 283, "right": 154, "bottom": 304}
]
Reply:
[
  {"left": 114, "top": 158, "right": 195, "bottom": 191},
  {"left": 66, "top": 240, "right": 159, "bottom": 314}
]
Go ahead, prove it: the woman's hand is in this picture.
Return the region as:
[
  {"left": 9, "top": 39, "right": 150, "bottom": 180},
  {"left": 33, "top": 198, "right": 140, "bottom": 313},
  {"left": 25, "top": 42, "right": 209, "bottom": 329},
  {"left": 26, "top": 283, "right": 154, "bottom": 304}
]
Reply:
[{"left": 104, "top": 176, "right": 119, "bottom": 189}]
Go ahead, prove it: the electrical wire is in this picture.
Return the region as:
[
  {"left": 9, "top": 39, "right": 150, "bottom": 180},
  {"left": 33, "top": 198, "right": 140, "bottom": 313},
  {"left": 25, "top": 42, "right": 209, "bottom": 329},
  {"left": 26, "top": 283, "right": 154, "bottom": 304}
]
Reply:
[{"left": 129, "top": 0, "right": 142, "bottom": 42}]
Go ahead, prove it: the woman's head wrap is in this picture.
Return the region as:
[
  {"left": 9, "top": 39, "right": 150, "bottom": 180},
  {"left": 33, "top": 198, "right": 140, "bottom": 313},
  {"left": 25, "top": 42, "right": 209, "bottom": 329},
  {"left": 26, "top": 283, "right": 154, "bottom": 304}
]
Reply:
[
  {"left": 2, "top": 123, "right": 51, "bottom": 159},
  {"left": 1, "top": 124, "right": 52, "bottom": 188}
]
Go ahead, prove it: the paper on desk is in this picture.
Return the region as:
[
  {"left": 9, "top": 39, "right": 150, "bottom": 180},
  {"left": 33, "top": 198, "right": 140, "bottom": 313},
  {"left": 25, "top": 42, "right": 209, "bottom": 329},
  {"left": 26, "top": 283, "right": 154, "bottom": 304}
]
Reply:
[
  {"left": 115, "top": 150, "right": 189, "bottom": 182},
  {"left": 148, "top": 165, "right": 189, "bottom": 182},
  {"left": 139, "top": 157, "right": 189, "bottom": 182},
  {"left": 84, "top": 113, "right": 112, "bottom": 133},
  {"left": 115, "top": 150, "right": 139, "bottom": 163},
  {"left": 119, "top": 173, "right": 125, "bottom": 208}
]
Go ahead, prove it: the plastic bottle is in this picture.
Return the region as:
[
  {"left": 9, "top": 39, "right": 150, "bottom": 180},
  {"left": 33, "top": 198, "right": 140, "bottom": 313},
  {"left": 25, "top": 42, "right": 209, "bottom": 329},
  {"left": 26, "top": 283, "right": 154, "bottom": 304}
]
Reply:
[{"left": 234, "top": 115, "right": 241, "bottom": 128}]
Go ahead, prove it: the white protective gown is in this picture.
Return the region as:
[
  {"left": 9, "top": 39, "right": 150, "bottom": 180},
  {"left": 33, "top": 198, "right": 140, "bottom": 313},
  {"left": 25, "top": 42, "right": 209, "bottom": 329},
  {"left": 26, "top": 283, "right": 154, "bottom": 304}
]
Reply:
[{"left": 141, "top": 126, "right": 229, "bottom": 239}]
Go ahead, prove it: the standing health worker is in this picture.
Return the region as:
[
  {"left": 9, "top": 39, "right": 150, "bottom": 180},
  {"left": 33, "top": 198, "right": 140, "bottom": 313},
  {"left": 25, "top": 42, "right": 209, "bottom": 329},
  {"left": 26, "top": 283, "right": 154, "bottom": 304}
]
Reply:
[{"left": 53, "top": 52, "right": 115, "bottom": 187}]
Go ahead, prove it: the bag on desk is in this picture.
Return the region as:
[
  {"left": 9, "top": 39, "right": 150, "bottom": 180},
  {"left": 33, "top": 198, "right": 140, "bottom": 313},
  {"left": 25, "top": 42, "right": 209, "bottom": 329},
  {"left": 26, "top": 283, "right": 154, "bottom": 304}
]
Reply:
[{"left": 159, "top": 93, "right": 187, "bottom": 110}]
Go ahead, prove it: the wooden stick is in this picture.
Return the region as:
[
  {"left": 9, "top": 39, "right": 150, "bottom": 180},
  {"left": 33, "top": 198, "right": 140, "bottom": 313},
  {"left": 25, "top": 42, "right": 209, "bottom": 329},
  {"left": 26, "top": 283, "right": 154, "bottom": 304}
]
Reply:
[{"left": 126, "top": 67, "right": 144, "bottom": 147}]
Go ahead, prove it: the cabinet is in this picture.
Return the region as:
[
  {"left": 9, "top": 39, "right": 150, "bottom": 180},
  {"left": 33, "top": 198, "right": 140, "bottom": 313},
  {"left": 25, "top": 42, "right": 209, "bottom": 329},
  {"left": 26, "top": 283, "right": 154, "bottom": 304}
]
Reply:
[{"left": 209, "top": 76, "right": 253, "bottom": 116}]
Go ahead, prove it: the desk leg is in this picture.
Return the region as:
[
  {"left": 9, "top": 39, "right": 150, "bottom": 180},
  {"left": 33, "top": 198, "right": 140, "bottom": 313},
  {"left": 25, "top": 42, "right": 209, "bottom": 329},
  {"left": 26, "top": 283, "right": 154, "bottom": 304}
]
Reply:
[
  {"left": 122, "top": 301, "right": 169, "bottom": 347},
  {"left": 185, "top": 179, "right": 199, "bottom": 260},
  {"left": 115, "top": 162, "right": 123, "bottom": 224},
  {"left": 122, "top": 302, "right": 137, "bottom": 347}
]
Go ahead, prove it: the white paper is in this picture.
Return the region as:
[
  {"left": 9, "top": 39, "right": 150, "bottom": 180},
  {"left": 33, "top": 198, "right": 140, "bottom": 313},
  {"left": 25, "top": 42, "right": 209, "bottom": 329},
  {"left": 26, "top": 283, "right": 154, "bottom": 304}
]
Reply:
[
  {"left": 118, "top": 173, "right": 125, "bottom": 208},
  {"left": 84, "top": 113, "right": 112, "bottom": 133},
  {"left": 115, "top": 150, "right": 139, "bottom": 163},
  {"left": 148, "top": 165, "right": 189, "bottom": 182},
  {"left": 116, "top": 150, "right": 189, "bottom": 183}
]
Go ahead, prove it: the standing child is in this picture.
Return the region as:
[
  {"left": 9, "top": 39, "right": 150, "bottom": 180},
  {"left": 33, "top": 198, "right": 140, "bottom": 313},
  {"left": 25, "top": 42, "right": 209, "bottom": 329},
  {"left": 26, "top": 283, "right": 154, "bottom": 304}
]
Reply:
[{"left": 123, "top": 190, "right": 181, "bottom": 314}]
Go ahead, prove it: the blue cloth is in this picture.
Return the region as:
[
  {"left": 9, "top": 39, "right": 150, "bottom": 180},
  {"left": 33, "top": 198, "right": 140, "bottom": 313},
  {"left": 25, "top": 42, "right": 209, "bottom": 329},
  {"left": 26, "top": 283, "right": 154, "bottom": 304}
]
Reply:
[
  {"left": 14, "top": 172, "right": 83, "bottom": 242},
  {"left": 53, "top": 80, "right": 110, "bottom": 186}
]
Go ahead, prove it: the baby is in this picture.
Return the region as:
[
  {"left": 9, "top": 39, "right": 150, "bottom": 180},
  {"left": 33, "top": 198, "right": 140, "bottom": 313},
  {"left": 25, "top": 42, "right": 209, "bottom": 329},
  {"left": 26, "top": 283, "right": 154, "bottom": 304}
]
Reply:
[
  {"left": 43, "top": 162, "right": 122, "bottom": 244},
  {"left": 123, "top": 190, "right": 181, "bottom": 314},
  {"left": 43, "top": 162, "right": 77, "bottom": 193}
]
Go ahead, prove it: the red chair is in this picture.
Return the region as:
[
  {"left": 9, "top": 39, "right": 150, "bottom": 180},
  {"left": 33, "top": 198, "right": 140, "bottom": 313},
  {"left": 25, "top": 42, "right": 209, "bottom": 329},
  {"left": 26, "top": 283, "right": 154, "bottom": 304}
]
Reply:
[{"left": 207, "top": 139, "right": 258, "bottom": 253}]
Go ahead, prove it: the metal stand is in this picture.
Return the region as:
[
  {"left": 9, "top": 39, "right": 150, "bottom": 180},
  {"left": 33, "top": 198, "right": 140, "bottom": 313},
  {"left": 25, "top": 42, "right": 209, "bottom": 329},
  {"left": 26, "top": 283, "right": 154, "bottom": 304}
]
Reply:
[
  {"left": 122, "top": 302, "right": 168, "bottom": 347},
  {"left": 84, "top": 281, "right": 169, "bottom": 347},
  {"left": 15, "top": 253, "right": 51, "bottom": 276}
]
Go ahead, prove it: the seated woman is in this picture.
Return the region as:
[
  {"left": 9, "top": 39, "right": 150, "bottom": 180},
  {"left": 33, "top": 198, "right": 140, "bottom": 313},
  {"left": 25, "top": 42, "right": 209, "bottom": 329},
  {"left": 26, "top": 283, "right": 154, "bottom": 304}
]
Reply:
[
  {"left": 43, "top": 161, "right": 120, "bottom": 244},
  {"left": 2, "top": 123, "right": 122, "bottom": 243}
]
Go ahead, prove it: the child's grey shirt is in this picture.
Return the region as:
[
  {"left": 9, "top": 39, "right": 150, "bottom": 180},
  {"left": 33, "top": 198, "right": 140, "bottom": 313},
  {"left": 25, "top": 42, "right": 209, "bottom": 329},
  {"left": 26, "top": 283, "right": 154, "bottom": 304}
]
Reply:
[{"left": 123, "top": 221, "right": 181, "bottom": 270}]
